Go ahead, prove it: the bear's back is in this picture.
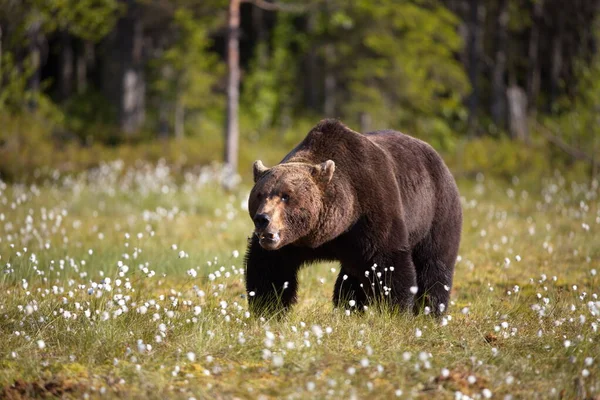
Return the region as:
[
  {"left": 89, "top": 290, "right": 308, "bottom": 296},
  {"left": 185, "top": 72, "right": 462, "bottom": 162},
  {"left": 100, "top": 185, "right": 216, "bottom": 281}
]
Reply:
[{"left": 364, "top": 129, "right": 457, "bottom": 246}]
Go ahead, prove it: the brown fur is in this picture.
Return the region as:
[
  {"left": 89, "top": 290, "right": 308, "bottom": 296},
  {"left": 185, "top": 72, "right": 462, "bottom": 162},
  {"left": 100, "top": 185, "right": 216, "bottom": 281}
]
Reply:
[{"left": 245, "top": 119, "right": 462, "bottom": 316}]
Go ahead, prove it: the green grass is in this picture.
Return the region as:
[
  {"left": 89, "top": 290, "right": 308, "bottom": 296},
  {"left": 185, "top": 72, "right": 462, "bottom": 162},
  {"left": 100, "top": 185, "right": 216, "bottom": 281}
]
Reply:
[{"left": 0, "top": 163, "right": 599, "bottom": 399}]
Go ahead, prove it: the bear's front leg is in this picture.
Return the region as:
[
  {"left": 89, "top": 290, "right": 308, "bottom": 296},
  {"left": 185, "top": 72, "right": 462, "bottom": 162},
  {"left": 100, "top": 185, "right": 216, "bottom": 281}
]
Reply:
[
  {"left": 244, "top": 236, "right": 303, "bottom": 317},
  {"left": 333, "top": 268, "right": 369, "bottom": 311}
]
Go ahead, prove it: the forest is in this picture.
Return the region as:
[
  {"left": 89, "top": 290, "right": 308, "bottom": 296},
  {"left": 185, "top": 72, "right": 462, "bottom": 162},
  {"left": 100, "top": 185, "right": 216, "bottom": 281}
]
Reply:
[{"left": 0, "top": 0, "right": 599, "bottom": 181}]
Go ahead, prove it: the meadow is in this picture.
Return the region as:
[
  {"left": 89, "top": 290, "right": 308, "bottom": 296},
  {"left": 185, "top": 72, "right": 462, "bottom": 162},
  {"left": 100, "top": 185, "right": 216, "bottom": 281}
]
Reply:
[{"left": 0, "top": 161, "right": 598, "bottom": 399}]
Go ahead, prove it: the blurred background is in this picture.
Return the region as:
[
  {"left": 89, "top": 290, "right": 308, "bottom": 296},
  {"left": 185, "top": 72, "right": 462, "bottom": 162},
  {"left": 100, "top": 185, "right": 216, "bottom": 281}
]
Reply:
[{"left": 0, "top": 0, "right": 598, "bottom": 184}]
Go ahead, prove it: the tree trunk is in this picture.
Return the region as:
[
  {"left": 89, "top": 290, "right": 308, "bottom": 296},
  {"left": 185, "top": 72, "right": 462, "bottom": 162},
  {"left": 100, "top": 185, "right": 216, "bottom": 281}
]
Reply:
[
  {"left": 0, "top": 24, "right": 3, "bottom": 90},
  {"left": 324, "top": 44, "right": 336, "bottom": 117},
  {"left": 549, "top": 8, "right": 564, "bottom": 110},
  {"left": 174, "top": 95, "right": 184, "bottom": 140},
  {"left": 27, "top": 14, "right": 42, "bottom": 111},
  {"left": 491, "top": 0, "right": 508, "bottom": 128},
  {"left": 507, "top": 86, "right": 529, "bottom": 142},
  {"left": 158, "top": 97, "right": 170, "bottom": 139},
  {"left": 252, "top": 4, "right": 268, "bottom": 67},
  {"left": 58, "top": 31, "right": 73, "bottom": 101},
  {"left": 467, "top": 0, "right": 485, "bottom": 134},
  {"left": 225, "top": 0, "right": 241, "bottom": 176},
  {"left": 304, "top": 11, "right": 320, "bottom": 112},
  {"left": 527, "top": 0, "right": 544, "bottom": 113},
  {"left": 103, "top": 0, "right": 145, "bottom": 135},
  {"left": 359, "top": 112, "right": 372, "bottom": 133},
  {"left": 120, "top": 0, "right": 145, "bottom": 135},
  {"left": 76, "top": 41, "right": 93, "bottom": 95}
]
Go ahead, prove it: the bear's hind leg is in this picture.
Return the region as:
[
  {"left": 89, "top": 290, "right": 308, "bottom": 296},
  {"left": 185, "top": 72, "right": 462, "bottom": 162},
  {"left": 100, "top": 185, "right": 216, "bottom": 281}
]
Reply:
[
  {"left": 413, "top": 259, "right": 452, "bottom": 316},
  {"left": 385, "top": 251, "right": 418, "bottom": 312},
  {"left": 412, "top": 233, "right": 459, "bottom": 316}
]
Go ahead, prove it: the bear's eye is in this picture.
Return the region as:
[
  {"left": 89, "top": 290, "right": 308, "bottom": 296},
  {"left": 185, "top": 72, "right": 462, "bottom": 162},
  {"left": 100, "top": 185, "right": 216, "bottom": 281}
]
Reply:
[{"left": 281, "top": 194, "right": 290, "bottom": 202}]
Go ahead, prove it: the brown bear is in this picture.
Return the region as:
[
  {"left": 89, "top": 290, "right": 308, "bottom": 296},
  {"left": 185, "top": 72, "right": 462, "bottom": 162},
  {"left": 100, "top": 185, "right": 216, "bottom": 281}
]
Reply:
[{"left": 245, "top": 119, "right": 462, "bottom": 316}]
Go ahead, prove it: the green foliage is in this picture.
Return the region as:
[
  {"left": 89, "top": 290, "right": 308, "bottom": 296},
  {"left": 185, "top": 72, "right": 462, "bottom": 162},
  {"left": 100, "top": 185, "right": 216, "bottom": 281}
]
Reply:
[
  {"left": 456, "top": 137, "right": 550, "bottom": 180},
  {"left": 309, "top": 0, "right": 470, "bottom": 134},
  {"left": 150, "top": 7, "right": 225, "bottom": 135},
  {"left": 0, "top": 0, "right": 118, "bottom": 130},
  {"left": 241, "top": 14, "right": 302, "bottom": 131},
  {"left": 0, "top": 111, "right": 296, "bottom": 182},
  {"left": 0, "top": 51, "right": 35, "bottom": 113},
  {"left": 0, "top": 0, "right": 120, "bottom": 44},
  {"left": 541, "top": 19, "right": 600, "bottom": 156},
  {"left": 62, "top": 90, "right": 118, "bottom": 144},
  {"left": 0, "top": 52, "right": 64, "bottom": 125},
  {"left": 30, "top": 0, "right": 121, "bottom": 41}
]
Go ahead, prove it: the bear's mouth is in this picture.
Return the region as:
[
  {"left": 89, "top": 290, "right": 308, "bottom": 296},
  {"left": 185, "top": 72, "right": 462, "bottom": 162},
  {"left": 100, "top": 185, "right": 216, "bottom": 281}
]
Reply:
[{"left": 257, "top": 231, "right": 281, "bottom": 249}]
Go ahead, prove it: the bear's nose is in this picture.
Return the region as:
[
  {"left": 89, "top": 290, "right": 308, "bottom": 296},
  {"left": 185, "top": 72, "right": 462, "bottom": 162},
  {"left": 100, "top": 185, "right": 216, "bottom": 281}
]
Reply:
[{"left": 253, "top": 213, "right": 270, "bottom": 229}]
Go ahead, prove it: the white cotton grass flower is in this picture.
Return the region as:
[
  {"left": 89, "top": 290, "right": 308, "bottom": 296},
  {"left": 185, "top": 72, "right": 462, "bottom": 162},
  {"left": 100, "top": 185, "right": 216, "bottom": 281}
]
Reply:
[
  {"left": 272, "top": 354, "right": 284, "bottom": 367},
  {"left": 187, "top": 268, "right": 197, "bottom": 278},
  {"left": 37, "top": 340, "right": 46, "bottom": 349},
  {"left": 311, "top": 325, "right": 323, "bottom": 339},
  {"left": 187, "top": 352, "right": 196, "bottom": 362},
  {"left": 582, "top": 369, "right": 590, "bottom": 377}
]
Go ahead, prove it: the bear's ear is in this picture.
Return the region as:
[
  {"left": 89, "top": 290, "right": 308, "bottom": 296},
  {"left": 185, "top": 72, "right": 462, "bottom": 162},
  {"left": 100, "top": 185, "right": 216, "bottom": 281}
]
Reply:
[
  {"left": 253, "top": 160, "right": 269, "bottom": 183},
  {"left": 312, "top": 160, "right": 335, "bottom": 186}
]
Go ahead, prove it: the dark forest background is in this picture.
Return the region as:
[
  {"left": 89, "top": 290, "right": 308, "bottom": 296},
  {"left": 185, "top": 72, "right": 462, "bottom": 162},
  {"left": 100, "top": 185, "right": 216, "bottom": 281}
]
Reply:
[{"left": 1, "top": 0, "right": 599, "bottom": 182}]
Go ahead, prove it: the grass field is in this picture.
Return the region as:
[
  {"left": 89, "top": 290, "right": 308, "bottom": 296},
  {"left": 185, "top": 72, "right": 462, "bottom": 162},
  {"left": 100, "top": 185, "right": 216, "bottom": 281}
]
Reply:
[{"left": 0, "top": 161, "right": 599, "bottom": 399}]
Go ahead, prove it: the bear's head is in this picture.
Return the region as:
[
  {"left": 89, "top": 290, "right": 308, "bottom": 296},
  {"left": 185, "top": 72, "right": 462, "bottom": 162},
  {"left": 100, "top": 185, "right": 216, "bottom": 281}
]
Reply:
[{"left": 248, "top": 159, "right": 335, "bottom": 250}]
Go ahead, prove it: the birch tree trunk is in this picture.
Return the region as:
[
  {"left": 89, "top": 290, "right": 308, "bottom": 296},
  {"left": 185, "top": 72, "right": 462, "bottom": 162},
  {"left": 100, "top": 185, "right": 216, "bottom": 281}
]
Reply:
[
  {"left": 27, "top": 14, "right": 42, "bottom": 111},
  {"left": 225, "top": 0, "right": 241, "bottom": 176},
  {"left": 507, "top": 86, "right": 529, "bottom": 142}
]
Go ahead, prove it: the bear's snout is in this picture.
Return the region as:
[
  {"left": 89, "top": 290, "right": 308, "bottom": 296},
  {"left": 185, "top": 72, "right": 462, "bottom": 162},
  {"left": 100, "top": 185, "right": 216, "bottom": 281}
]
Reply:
[
  {"left": 253, "top": 212, "right": 282, "bottom": 249},
  {"left": 253, "top": 213, "right": 270, "bottom": 230}
]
